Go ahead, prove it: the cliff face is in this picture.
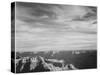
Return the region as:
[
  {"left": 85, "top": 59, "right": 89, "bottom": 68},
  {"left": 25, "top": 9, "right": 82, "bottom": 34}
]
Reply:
[{"left": 15, "top": 56, "right": 77, "bottom": 73}]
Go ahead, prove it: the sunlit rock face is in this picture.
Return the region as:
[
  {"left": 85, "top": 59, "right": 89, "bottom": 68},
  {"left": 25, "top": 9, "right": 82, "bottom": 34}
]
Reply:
[{"left": 15, "top": 56, "right": 78, "bottom": 73}]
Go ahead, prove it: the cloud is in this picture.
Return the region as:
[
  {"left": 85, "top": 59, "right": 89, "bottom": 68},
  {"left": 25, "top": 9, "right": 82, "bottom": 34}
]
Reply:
[{"left": 15, "top": 2, "right": 97, "bottom": 52}]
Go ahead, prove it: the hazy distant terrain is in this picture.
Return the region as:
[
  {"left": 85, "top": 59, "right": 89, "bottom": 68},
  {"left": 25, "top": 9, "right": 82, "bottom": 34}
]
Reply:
[{"left": 11, "top": 50, "right": 97, "bottom": 73}]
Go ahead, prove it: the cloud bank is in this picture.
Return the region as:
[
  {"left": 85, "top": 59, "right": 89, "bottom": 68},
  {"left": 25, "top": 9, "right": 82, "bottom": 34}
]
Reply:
[{"left": 15, "top": 2, "right": 97, "bottom": 52}]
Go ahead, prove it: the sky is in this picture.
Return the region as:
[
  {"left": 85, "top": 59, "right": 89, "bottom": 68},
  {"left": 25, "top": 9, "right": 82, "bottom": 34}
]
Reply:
[{"left": 15, "top": 2, "right": 97, "bottom": 52}]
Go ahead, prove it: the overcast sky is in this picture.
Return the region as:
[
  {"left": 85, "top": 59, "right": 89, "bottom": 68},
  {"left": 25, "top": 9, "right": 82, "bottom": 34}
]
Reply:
[{"left": 15, "top": 2, "right": 97, "bottom": 52}]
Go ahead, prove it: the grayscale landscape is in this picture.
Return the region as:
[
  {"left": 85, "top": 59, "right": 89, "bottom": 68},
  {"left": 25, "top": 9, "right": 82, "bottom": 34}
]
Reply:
[{"left": 11, "top": 2, "right": 97, "bottom": 73}]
